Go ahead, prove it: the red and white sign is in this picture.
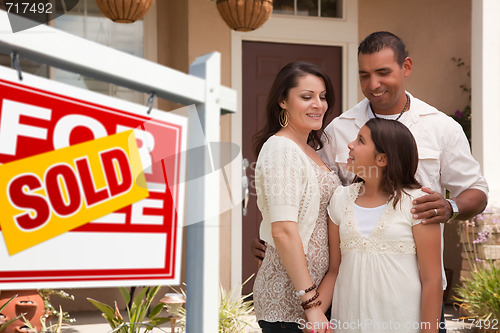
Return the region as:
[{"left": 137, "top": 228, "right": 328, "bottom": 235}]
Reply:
[{"left": 0, "top": 65, "right": 187, "bottom": 289}]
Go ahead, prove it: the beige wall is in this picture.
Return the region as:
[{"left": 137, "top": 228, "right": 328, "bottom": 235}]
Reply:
[
  {"left": 156, "top": 0, "right": 231, "bottom": 104},
  {"left": 359, "top": 0, "right": 472, "bottom": 302},
  {"left": 155, "top": 0, "right": 234, "bottom": 292},
  {"left": 359, "top": 0, "right": 472, "bottom": 116}
]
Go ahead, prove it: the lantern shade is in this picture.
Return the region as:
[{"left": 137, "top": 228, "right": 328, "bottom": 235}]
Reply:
[
  {"left": 216, "top": 0, "right": 273, "bottom": 32},
  {"left": 96, "top": 0, "right": 155, "bottom": 23}
]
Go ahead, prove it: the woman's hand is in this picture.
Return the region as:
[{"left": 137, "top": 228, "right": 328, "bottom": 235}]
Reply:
[{"left": 303, "top": 307, "right": 333, "bottom": 333}]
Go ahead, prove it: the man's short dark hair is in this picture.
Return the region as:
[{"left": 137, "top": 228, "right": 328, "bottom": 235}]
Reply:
[{"left": 358, "top": 31, "right": 408, "bottom": 67}]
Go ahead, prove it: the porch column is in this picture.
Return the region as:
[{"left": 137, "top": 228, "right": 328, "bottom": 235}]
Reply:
[{"left": 471, "top": 0, "right": 500, "bottom": 207}]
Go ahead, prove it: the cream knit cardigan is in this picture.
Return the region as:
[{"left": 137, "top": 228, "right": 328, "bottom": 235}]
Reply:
[{"left": 255, "top": 135, "right": 320, "bottom": 254}]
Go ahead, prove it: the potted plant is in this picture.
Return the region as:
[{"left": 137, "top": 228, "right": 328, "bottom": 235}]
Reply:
[
  {"left": 215, "top": 0, "right": 273, "bottom": 31},
  {"left": 0, "top": 289, "right": 73, "bottom": 333},
  {"left": 88, "top": 276, "right": 257, "bottom": 332},
  {"left": 454, "top": 215, "right": 500, "bottom": 332},
  {"left": 0, "top": 294, "right": 20, "bottom": 332},
  {"left": 95, "top": 0, "right": 155, "bottom": 23},
  {"left": 453, "top": 261, "right": 499, "bottom": 332},
  {"left": 217, "top": 279, "right": 255, "bottom": 333},
  {"left": 87, "top": 286, "right": 169, "bottom": 333},
  {"left": 168, "top": 275, "right": 257, "bottom": 333}
]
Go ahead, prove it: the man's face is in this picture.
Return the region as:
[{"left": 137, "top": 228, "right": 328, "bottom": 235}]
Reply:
[{"left": 358, "top": 47, "right": 411, "bottom": 114}]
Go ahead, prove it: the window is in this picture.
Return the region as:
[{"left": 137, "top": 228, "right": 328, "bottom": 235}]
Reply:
[
  {"left": 54, "top": 0, "right": 146, "bottom": 104},
  {"left": 273, "top": 0, "right": 342, "bottom": 18},
  {"left": 0, "top": 3, "right": 49, "bottom": 77},
  {"left": 0, "top": 0, "right": 147, "bottom": 104}
]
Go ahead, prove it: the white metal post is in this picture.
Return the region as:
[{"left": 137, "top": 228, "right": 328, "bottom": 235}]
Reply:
[{"left": 186, "top": 52, "right": 221, "bottom": 332}]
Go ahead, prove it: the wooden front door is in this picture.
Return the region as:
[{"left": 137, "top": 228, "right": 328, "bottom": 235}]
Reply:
[{"left": 241, "top": 41, "right": 342, "bottom": 294}]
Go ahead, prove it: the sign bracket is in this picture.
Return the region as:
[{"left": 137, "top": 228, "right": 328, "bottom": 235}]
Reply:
[{"left": 10, "top": 51, "right": 22, "bottom": 81}]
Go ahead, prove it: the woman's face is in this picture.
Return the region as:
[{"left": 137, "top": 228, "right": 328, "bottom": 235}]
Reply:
[{"left": 280, "top": 74, "right": 327, "bottom": 133}]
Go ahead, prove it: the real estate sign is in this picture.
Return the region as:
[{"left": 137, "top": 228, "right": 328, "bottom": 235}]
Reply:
[{"left": 0, "top": 66, "right": 187, "bottom": 289}]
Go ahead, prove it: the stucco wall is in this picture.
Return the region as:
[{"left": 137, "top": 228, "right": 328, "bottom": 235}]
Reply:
[
  {"left": 359, "top": 0, "right": 472, "bottom": 116},
  {"left": 155, "top": 0, "right": 234, "bottom": 292},
  {"left": 359, "top": 0, "right": 472, "bottom": 302}
]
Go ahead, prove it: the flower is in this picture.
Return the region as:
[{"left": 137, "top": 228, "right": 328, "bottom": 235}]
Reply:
[
  {"left": 472, "top": 230, "right": 489, "bottom": 244},
  {"left": 454, "top": 217, "right": 500, "bottom": 323},
  {"left": 450, "top": 57, "right": 472, "bottom": 144}
]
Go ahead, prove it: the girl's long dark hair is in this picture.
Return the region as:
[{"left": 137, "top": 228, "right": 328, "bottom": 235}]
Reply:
[
  {"left": 253, "top": 61, "right": 335, "bottom": 157},
  {"left": 362, "top": 118, "right": 421, "bottom": 208}
]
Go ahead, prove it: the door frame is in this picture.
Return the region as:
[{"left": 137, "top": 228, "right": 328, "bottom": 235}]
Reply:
[{"left": 229, "top": 0, "right": 359, "bottom": 290}]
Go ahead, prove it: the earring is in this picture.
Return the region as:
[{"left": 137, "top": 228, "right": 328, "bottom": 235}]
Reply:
[{"left": 279, "top": 109, "right": 289, "bottom": 128}]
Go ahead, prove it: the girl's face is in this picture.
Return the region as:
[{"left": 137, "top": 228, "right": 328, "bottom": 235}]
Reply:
[
  {"left": 347, "top": 125, "right": 385, "bottom": 178},
  {"left": 280, "top": 74, "right": 327, "bottom": 133}
]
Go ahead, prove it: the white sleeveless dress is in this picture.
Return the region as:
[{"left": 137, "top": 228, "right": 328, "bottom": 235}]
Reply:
[{"left": 329, "top": 183, "right": 427, "bottom": 332}]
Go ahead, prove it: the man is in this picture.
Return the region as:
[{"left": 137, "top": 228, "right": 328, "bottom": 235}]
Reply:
[
  {"left": 251, "top": 31, "right": 488, "bottom": 332},
  {"left": 321, "top": 31, "right": 488, "bottom": 223}
]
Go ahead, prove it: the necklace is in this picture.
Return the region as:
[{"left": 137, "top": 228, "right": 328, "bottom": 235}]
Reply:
[{"left": 369, "top": 93, "right": 410, "bottom": 121}]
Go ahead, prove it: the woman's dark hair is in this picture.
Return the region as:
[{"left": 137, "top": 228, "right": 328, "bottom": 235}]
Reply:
[
  {"left": 358, "top": 31, "right": 408, "bottom": 67},
  {"left": 361, "top": 118, "right": 421, "bottom": 208},
  {"left": 253, "top": 61, "right": 335, "bottom": 157}
]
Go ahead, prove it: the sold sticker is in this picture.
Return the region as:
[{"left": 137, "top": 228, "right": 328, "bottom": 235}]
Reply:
[{"left": 0, "top": 130, "right": 148, "bottom": 255}]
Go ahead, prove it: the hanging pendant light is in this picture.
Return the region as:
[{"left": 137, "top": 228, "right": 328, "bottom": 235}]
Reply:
[
  {"left": 96, "top": 0, "right": 155, "bottom": 23},
  {"left": 216, "top": 0, "right": 273, "bottom": 32}
]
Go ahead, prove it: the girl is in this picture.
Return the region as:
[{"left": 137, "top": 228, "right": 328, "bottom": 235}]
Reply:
[
  {"left": 327, "top": 118, "right": 442, "bottom": 332},
  {"left": 253, "top": 62, "right": 340, "bottom": 333}
]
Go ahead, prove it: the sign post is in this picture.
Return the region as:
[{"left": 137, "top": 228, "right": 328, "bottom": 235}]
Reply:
[{"left": 185, "top": 52, "right": 221, "bottom": 332}]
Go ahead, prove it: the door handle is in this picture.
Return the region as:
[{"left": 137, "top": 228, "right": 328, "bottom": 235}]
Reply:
[{"left": 242, "top": 158, "right": 250, "bottom": 216}]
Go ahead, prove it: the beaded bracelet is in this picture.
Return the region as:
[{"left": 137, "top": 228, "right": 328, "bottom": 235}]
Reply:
[
  {"left": 303, "top": 300, "right": 322, "bottom": 310},
  {"left": 300, "top": 291, "right": 319, "bottom": 307},
  {"left": 295, "top": 283, "right": 316, "bottom": 297}
]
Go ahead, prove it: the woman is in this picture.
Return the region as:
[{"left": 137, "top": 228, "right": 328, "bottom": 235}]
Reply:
[{"left": 253, "top": 61, "right": 341, "bottom": 333}]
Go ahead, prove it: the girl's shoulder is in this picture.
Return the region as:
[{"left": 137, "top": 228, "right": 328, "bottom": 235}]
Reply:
[
  {"left": 331, "top": 183, "right": 362, "bottom": 205},
  {"left": 396, "top": 187, "right": 426, "bottom": 216},
  {"left": 328, "top": 183, "right": 362, "bottom": 224},
  {"left": 403, "top": 187, "right": 427, "bottom": 201}
]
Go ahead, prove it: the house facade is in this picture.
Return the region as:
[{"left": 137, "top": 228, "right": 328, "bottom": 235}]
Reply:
[{"left": 2, "top": 0, "right": 498, "bottom": 315}]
